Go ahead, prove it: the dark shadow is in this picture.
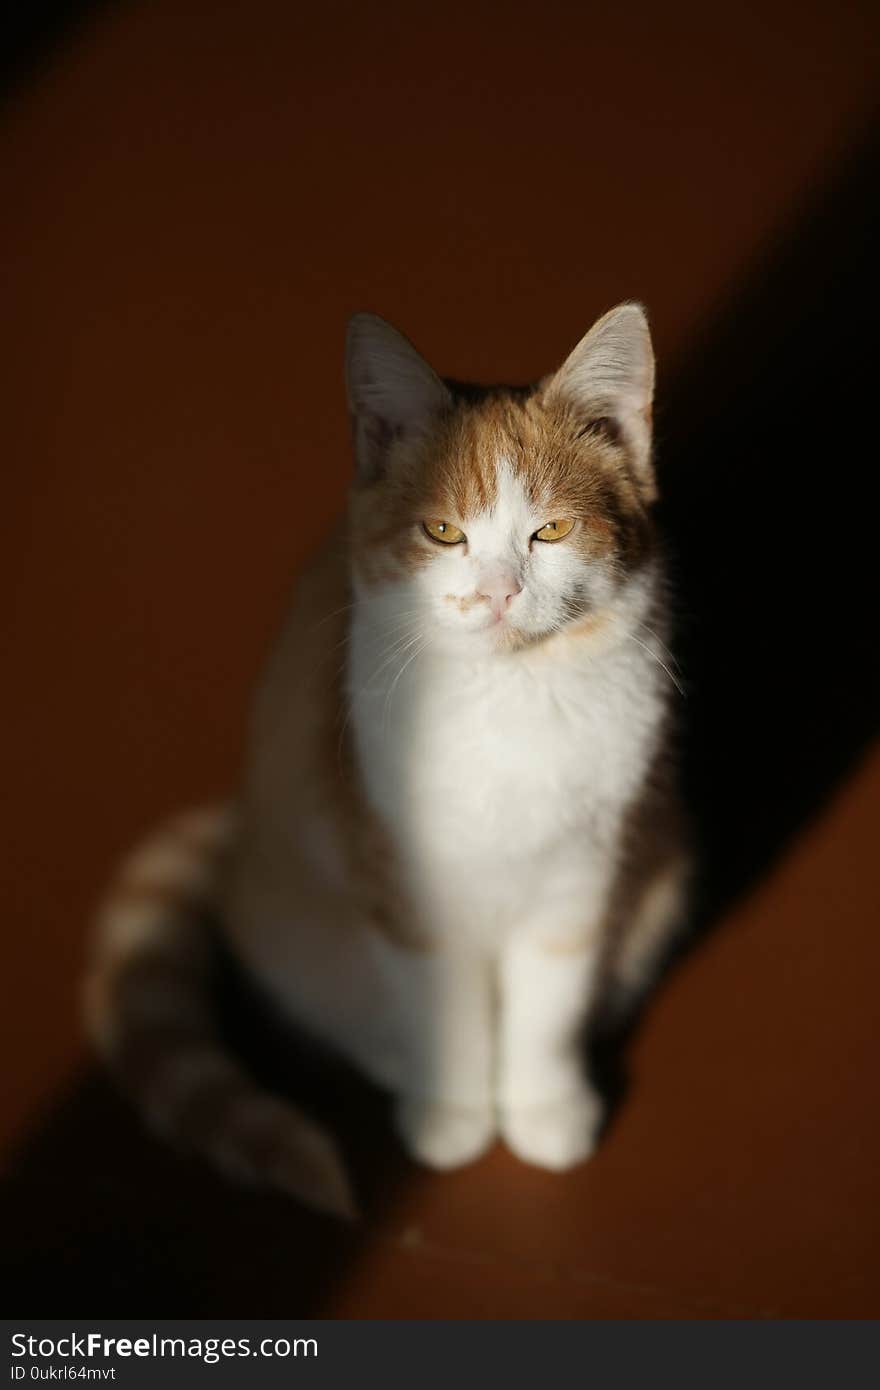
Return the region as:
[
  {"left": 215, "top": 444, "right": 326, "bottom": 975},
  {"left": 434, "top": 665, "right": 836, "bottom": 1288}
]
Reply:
[
  {"left": 0, "top": 1, "right": 119, "bottom": 108},
  {"left": 591, "top": 115, "right": 880, "bottom": 1114},
  {"left": 0, "top": 937, "right": 414, "bottom": 1314},
  {"left": 2, "top": 116, "right": 878, "bottom": 1316},
  {"left": 0, "top": 1069, "right": 381, "bottom": 1314},
  {"left": 660, "top": 118, "right": 879, "bottom": 923}
]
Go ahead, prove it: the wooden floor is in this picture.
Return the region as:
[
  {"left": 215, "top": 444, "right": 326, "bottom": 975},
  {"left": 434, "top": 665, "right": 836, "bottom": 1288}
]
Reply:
[{"left": 2, "top": 0, "right": 879, "bottom": 1317}]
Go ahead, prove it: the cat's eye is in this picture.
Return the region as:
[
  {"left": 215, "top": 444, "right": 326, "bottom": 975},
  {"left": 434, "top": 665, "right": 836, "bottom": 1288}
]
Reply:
[
  {"left": 423, "top": 520, "right": 466, "bottom": 545},
  {"left": 534, "top": 518, "right": 575, "bottom": 542}
]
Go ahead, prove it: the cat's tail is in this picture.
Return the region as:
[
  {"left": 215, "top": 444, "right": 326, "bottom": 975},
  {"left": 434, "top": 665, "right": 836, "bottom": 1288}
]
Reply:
[{"left": 82, "top": 806, "right": 356, "bottom": 1219}]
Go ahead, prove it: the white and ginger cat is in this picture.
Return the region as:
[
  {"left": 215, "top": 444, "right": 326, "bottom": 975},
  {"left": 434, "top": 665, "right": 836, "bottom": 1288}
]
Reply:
[{"left": 84, "top": 303, "right": 690, "bottom": 1218}]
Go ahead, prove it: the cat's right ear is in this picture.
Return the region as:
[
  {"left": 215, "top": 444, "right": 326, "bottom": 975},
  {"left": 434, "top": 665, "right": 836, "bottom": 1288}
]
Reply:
[{"left": 345, "top": 314, "right": 450, "bottom": 483}]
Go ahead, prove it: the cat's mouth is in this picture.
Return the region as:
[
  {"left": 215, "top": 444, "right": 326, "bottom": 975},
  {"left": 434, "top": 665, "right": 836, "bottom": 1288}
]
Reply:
[
  {"left": 462, "top": 607, "right": 514, "bottom": 635},
  {"left": 440, "top": 594, "right": 576, "bottom": 650},
  {"left": 459, "top": 611, "right": 542, "bottom": 652},
  {"left": 441, "top": 593, "right": 518, "bottom": 639}
]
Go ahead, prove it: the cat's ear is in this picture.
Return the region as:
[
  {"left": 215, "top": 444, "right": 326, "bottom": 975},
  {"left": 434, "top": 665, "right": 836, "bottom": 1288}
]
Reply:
[
  {"left": 345, "top": 313, "right": 451, "bottom": 483},
  {"left": 546, "top": 303, "right": 656, "bottom": 501}
]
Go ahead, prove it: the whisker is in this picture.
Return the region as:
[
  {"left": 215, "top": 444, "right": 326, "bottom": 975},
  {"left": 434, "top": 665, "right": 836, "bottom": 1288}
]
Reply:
[
  {"left": 625, "top": 632, "right": 686, "bottom": 697},
  {"left": 382, "top": 636, "right": 431, "bottom": 736},
  {"left": 633, "top": 617, "right": 682, "bottom": 677},
  {"left": 364, "top": 627, "right": 426, "bottom": 689},
  {"left": 331, "top": 602, "right": 434, "bottom": 770}
]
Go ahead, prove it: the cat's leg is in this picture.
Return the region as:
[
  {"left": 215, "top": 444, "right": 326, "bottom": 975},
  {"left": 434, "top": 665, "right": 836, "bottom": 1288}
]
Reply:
[
  {"left": 498, "top": 925, "right": 604, "bottom": 1170},
  {"left": 370, "top": 937, "right": 495, "bottom": 1169}
]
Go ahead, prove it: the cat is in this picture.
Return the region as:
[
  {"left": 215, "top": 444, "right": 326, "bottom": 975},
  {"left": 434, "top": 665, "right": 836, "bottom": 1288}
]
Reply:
[{"left": 84, "top": 303, "right": 691, "bottom": 1218}]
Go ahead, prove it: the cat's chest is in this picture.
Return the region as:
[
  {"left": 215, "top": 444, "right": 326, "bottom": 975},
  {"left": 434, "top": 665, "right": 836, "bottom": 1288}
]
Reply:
[{"left": 350, "top": 643, "right": 651, "bottom": 858}]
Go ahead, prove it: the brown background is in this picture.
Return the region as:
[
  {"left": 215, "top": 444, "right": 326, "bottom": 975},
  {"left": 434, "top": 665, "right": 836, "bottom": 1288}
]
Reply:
[{"left": 2, "top": 0, "right": 879, "bottom": 1316}]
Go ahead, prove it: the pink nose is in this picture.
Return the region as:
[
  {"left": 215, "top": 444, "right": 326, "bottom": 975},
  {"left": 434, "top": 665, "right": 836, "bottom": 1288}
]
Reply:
[{"left": 479, "top": 576, "right": 523, "bottom": 616}]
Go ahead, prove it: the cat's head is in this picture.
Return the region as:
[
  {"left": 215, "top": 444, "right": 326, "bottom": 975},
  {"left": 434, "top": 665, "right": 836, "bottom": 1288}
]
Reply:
[{"left": 345, "top": 304, "right": 657, "bottom": 654}]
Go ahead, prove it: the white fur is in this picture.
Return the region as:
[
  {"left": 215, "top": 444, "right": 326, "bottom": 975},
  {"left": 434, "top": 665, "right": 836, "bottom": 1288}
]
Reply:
[{"left": 336, "top": 463, "right": 669, "bottom": 1163}]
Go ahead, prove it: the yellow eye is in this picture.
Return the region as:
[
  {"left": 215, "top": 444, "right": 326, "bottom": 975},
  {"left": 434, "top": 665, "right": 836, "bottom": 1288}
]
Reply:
[
  {"left": 534, "top": 518, "right": 575, "bottom": 542},
  {"left": 423, "top": 520, "right": 466, "bottom": 545}
]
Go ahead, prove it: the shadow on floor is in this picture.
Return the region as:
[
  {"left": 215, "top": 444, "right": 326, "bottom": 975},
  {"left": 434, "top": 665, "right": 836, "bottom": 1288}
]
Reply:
[
  {"left": 660, "top": 115, "right": 879, "bottom": 923},
  {"left": 3, "top": 116, "right": 878, "bottom": 1315},
  {"left": 592, "top": 114, "right": 880, "bottom": 1109}
]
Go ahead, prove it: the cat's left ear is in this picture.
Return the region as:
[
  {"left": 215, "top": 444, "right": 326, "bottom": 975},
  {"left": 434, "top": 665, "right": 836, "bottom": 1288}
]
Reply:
[
  {"left": 546, "top": 302, "right": 656, "bottom": 502},
  {"left": 345, "top": 313, "right": 451, "bottom": 483}
]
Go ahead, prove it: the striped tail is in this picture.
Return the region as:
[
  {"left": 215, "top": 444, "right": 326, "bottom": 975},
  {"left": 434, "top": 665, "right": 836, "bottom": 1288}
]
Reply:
[{"left": 82, "top": 806, "right": 356, "bottom": 1219}]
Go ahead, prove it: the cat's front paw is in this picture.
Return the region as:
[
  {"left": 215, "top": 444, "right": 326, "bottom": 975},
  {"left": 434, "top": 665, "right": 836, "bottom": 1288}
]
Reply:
[
  {"left": 394, "top": 1097, "right": 495, "bottom": 1169},
  {"left": 500, "top": 1089, "right": 603, "bottom": 1171}
]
